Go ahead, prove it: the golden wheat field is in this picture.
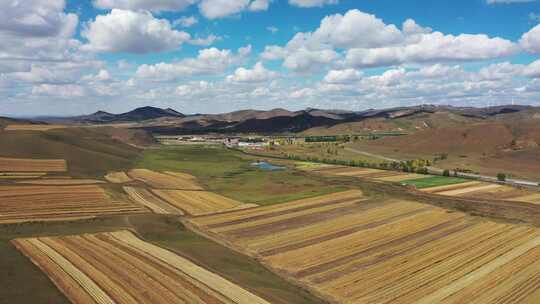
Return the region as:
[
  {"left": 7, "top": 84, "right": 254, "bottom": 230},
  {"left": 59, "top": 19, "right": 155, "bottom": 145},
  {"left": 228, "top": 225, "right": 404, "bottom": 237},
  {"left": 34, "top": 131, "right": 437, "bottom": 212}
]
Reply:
[
  {"left": 311, "top": 166, "right": 430, "bottom": 182},
  {"left": 16, "top": 179, "right": 105, "bottom": 185},
  {"left": 190, "top": 190, "right": 540, "bottom": 304},
  {"left": 0, "top": 157, "right": 67, "bottom": 172},
  {"left": 12, "top": 230, "right": 272, "bottom": 304},
  {"left": 0, "top": 185, "right": 146, "bottom": 223},
  {"left": 152, "top": 189, "right": 252, "bottom": 216},
  {"left": 420, "top": 181, "right": 540, "bottom": 205},
  {"left": 128, "top": 169, "right": 202, "bottom": 190},
  {"left": 104, "top": 171, "right": 133, "bottom": 183},
  {"left": 123, "top": 186, "right": 184, "bottom": 215}
]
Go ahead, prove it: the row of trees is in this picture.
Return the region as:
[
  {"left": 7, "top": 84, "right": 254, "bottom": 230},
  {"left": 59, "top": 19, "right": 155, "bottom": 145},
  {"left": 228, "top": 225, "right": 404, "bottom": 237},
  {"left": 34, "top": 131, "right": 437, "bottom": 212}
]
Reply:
[{"left": 285, "top": 154, "right": 432, "bottom": 175}]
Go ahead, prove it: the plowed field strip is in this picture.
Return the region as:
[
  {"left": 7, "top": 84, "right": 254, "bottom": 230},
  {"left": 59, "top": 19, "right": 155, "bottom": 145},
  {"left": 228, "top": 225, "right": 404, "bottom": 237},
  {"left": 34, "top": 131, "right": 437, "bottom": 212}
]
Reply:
[
  {"left": 28, "top": 238, "right": 115, "bottom": 304},
  {"left": 151, "top": 190, "right": 241, "bottom": 216},
  {"left": 439, "top": 184, "right": 503, "bottom": 196},
  {"left": 228, "top": 201, "right": 381, "bottom": 240},
  {"left": 257, "top": 206, "right": 432, "bottom": 257},
  {"left": 12, "top": 239, "right": 99, "bottom": 304},
  {"left": 17, "top": 179, "right": 105, "bottom": 185},
  {"left": 124, "top": 187, "right": 184, "bottom": 215},
  {"left": 440, "top": 247, "right": 540, "bottom": 304},
  {"left": 212, "top": 199, "right": 363, "bottom": 234},
  {"left": 96, "top": 234, "right": 226, "bottom": 304},
  {"left": 109, "top": 230, "right": 271, "bottom": 304},
  {"left": 308, "top": 219, "right": 475, "bottom": 284},
  {"left": 193, "top": 190, "right": 364, "bottom": 226},
  {"left": 415, "top": 235, "right": 540, "bottom": 304},
  {"left": 205, "top": 193, "right": 364, "bottom": 229},
  {"left": 0, "top": 157, "right": 67, "bottom": 172},
  {"left": 355, "top": 227, "right": 539, "bottom": 304},
  {"left": 67, "top": 235, "right": 190, "bottom": 304},
  {"left": 41, "top": 237, "right": 139, "bottom": 304},
  {"left": 294, "top": 215, "right": 467, "bottom": 279},
  {"left": 324, "top": 223, "right": 513, "bottom": 294},
  {"left": 420, "top": 181, "right": 483, "bottom": 193},
  {"left": 267, "top": 209, "right": 463, "bottom": 273},
  {"left": 510, "top": 194, "right": 540, "bottom": 204}
]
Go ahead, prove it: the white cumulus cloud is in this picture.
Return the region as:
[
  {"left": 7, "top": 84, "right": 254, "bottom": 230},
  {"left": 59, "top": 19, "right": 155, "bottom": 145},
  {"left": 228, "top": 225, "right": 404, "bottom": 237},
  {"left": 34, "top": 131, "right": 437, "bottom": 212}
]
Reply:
[
  {"left": 81, "top": 9, "right": 190, "bottom": 54},
  {"left": 226, "top": 62, "right": 278, "bottom": 82}
]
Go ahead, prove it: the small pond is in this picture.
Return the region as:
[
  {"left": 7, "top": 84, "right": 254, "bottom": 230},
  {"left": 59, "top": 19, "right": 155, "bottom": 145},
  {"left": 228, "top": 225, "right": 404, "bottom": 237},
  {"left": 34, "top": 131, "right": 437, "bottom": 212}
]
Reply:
[{"left": 251, "top": 161, "right": 287, "bottom": 171}]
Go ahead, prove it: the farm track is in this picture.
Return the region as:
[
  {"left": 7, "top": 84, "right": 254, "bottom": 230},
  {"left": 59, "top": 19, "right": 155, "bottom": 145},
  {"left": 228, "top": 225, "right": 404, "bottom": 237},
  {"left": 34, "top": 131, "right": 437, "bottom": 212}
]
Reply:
[
  {"left": 12, "top": 230, "right": 272, "bottom": 304},
  {"left": 189, "top": 190, "right": 540, "bottom": 304}
]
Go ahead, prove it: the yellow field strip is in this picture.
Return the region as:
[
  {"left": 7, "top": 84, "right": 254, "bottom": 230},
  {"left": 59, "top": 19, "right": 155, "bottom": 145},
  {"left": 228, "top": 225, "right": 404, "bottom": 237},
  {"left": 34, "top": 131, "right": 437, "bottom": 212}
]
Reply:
[
  {"left": 509, "top": 193, "right": 540, "bottom": 205},
  {"left": 238, "top": 201, "right": 429, "bottom": 252},
  {"left": 152, "top": 190, "right": 244, "bottom": 216},
  {"left": 419, "top": 181, "right": 483, "bottom": 193},
  {"left": 128, "top": 169, "right": 202, "bottom": 190},
  {"left": 109, "top": 230, "right": 272, "bottom": 304},
  {"left": 0, "top": 157, "right": 67, "bottom": 172},
  {"left": 164, "top": 171, "right": 197, "bottom": 180},
  {"left": 437, "top": 184, "right": 503, "bottom": 196},
  {"left": 13, "top": 231, "right": 272, "bottom": 304},
  {"left": 123, "top": 187, "right": 184, "bottom": 215},
  {"left": 17, "top": 179, "right": 105, "bottom": 185},
  {"left": 376, "top": 173, "right": 428, "bottom": 182},
  {"left": 192, "top": 190, "right": 364, "bottom": 227},
  {"left": 188, "top": 188, "right": 540, "bottom": 304},
  {"left": 416, "top": 235, "right": 540, "bottom": 304},
  {"left": 104, "top": 171, "right": 133, "bottom": 183}
]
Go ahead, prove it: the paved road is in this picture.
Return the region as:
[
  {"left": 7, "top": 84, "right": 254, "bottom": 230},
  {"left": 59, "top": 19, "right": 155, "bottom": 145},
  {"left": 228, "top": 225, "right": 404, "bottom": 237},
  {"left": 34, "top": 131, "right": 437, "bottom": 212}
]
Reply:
[{"left": 345, "top": 146, "right": 539, "bottom": 188}]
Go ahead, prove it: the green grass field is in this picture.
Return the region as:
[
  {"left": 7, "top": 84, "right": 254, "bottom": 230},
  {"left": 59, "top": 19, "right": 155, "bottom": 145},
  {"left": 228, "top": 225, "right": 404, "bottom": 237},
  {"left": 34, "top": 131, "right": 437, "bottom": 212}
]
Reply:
[
  {"left": 135, "top": 145, "right": 347, "bottom": 205},
  {"left": 401, "top": 176, "right": 470, "bottom": 189},
  {"left": 0, "top": 214, "right": 326, "bottom": 304}
]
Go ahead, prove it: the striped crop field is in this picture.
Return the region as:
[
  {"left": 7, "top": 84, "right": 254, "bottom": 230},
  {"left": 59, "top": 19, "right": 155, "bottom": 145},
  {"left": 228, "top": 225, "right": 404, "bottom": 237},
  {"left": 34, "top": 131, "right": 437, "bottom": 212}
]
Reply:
[
  {"left": 189, "top": 190, "right": 540, "bottom": 304},
  {"left": 0, "top": 172, "right": 47, "bottom": 179},
  {"left": 151, "top": 189, "right": 256, "bottom": 216},
  {"left": 123, "top": 187, "right": 184, "bottom": 215},
  {"left": 0, "top": 157, "right": 67, "bottom": 172},
  {"left": 312, "top": 166, "right": 432, "bottom": 182},
  {"left": 16, "top": 179, "right": 105, "bottom": 185},
  {"left": 0, "top": 185, "right": 146, "bottom": 223},
  {"left": 128, "top": 169, "right": 202, "bottom": 190},
  {"left": 12, "top": 230, "right": 272, "bottom": 304},
  {"left": 420, "top": 181, "right": 540, "bottom": 204},
  {"left": 104, "top": 171, "right": 133, "bottom": 183}
]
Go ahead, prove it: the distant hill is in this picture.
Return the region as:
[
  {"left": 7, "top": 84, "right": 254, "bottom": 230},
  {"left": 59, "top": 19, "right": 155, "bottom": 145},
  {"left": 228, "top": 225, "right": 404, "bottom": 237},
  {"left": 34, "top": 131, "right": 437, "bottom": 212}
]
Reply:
[{"left": 44, "top": 106, "right": 185, "bottom": 124}]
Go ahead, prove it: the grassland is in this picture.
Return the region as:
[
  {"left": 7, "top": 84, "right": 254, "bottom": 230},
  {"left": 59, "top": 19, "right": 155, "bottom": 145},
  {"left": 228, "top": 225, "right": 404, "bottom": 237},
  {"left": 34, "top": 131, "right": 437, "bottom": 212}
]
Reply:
[
  {"left": 400, "top": 176, "right": 469, "bottom": 189},
  {"left": 135, "top": 145, "right": 347, "bottom": 205},
  {"left": 190, "top": 190, "right": 540, "bottom": 304}
]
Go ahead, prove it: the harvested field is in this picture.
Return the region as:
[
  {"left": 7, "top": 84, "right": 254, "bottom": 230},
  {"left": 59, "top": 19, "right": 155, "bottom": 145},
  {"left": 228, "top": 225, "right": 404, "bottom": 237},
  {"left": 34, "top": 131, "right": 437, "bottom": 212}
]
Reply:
[
  {"left": 436, "top": 183, "right": 503, "bottom": 196},
  {"left": 510, "top": 193, "right": 540, "bottom": 205},
  {"left": 377, "top": 173, "right": 427, "bottom": 182},
  {"left": 152, "top": 190, "right": 252, "bottom": 216},
  {"left": 128, "top": 169, "right": 202, "bottom": 190},
  {"left": 104, "top": 171, "right": 132, "bottom": 183},
  {"left": 0, "top": 185, "right": 146, "bottom": 223},
  {"left": 17, "top": 179, "right": 105, "bottom": 185},
  {"left": 4, "top": 124, "right": 66, "bottom": 131},
  {"left": 12, "top": 230, "right": 272, "bottom": 304},
  {"left": 190, "top": 190, "right": 540, "bottom": 304},
  {"left": 123, "top": 187, "right": 184, "bottom": 215},
  {"left": 0, "top": 157, "right": 66, "bottom": 172},
  {"left": 0, "top": 172, "right": 47, "bottom": 179}
]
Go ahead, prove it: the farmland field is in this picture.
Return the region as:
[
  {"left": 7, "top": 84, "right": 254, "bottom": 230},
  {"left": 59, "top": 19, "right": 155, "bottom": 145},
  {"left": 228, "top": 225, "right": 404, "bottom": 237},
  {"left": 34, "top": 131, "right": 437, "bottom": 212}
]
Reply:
[
  {"left": 13, "top": 230, "right": 272, "bottom": 304},
  {"left": 0, "top": 157, "right": 67, "bottom": 172},
  {"left": 4, "top": 124, "right": 67, "bottom": 131},
  {"left": 400, "top": 176, "right": 469, "bottom": 189},
  {"left": 0, "top": 185, "right": 146, "bottom": 223},
  {"left": 104, "top": 171, "right": 133, "bottom": 183},
  {"left": 190, "top": 190, "right": 540, "bottom": 304}
]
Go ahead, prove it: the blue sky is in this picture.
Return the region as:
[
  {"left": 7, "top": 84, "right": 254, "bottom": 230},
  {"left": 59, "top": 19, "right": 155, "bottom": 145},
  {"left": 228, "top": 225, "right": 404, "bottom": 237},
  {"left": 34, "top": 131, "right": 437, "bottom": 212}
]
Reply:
[{"left": 1, "top": 0, "right": 540, "bottom": 116}]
